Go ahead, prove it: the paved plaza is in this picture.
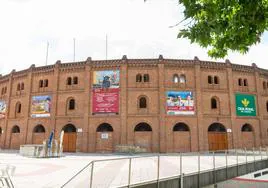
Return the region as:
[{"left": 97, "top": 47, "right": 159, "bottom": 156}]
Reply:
[{"left": 0, "top": 150, "right": 267, "bottom": 188}]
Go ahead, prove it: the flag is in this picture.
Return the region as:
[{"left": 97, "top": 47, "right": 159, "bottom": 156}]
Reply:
[{"left": 48, "top": 130, "right": 54, "bottom": 149}]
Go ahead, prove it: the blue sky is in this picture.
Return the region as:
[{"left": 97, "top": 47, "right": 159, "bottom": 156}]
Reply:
[{"left": 0, "top": 0, "right": 267, "bottom": 75}]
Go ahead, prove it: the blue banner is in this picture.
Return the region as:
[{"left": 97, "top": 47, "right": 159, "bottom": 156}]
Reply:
[{"left": 48, "top": 130, "right": 54, "bottom": 149}]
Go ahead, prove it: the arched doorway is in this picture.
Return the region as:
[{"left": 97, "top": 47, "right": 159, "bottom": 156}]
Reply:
[
  {"left": 96, "top": 123, "right": 114, "bottom": 153},
  {"left": 134, "top": 123, "right": 152, "bottom": 152},
  {"left": 241, "top": 124, "right": 255, "bottom": 149},
  {"left": 173, "top": 123, "right": 191, "bottom": 152},
  {"left": 208, "top": 123, "right": 228, "bottom": 151},
  {"left": 32, "top": 125, "right": 46, "bottom": 144},
  {"left": 10, "top": 125, "right": 20, "bottom": 149},
  {"left": 62, "top": 124, "right": 77, "bottom": 152}
]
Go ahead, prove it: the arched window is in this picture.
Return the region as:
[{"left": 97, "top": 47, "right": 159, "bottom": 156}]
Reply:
[
  {"left": 173, "top": 123, "right": 190, "bottom": 131},
  {"left": 17, "top": 83, "right": 20, "bottom": 91},
  {"left": 12, "top": 125, "right": 20, "bottom": 133},
  {"left": 266, "top": 101, "right": 268, "bottom": 112},
  {"left": 173, "top": 74, "right": 179, "bottom": 83},
  {"left": 67, "top": 77, "right": 72, "bottom": 85},
  {"left": 144, "top": 74, "right": 150, "bottom": 82},
  {"left": 16, "top": 102, "right": 21, "bottom": 113},
  {"left": 139, "top": 97, "right": 147, "bottom": 108},
  {"left": 62, "top": 124, "right": 76, "bottom": 133},
  {"left": 39, "top": 80, "right": 43, "bottom": 88},
  {"left": 0, "top": 127, "right": 2, "bottom": 135},
  {"left": 180, "top": 74, "right": 186, "bottom": 83},
  {"left": 263, "top": 81, "right": 267, "bottom": 90},
  {"left": 241, "top": 124, "right": 253, "bottom": 132},
  {"left": 136, "top": 74, "right": 142, "bottom": 82},
  {"left": 96, "top": 123, "right": 113, "bottom": 132},
  {"left": 208, "top": 76, "right": 213, "bottom": 84},
  {"left": 267, "top": 82, "right": 268, "bottom": 89},
  {"left": 244, "top": 79, "right": 248, "bottom": 86},
  {"left": 44, "top": 79, "right": 48, "bottom": 87},
  {"left": 68, "top": 99, "right": 75, "bottom": 110},
  {"left": 238, "top": 78, "right": 242, "bottom": 86},
  {"left": 214, "top": 76, "right": 219, "bottom": 84},
  {"left": 134, "top": 123, "right": 152, "bottom": 131},
  {"left": 211, "top": 97, "right": 217, "bottom": 109},
  {"left": 21, "top": 83, "right": 24, "bottom": 90},
  {"left": 73, "top": 77, "right": 78, "bottom": 85},
  {"left": 208, "top": 123, "right": 226, "bottom": 132},
  {"left": 33, "top": 125, "right": 45, "bottom": 133}
]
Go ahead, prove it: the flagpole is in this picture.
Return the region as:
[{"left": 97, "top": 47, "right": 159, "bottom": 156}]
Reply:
[
  {"left": 45, "top": 42, "right": 49, "bottom": 65},
  {"left": 105, "top": 34, "right": 108, "bottom": 61},
  {"left": 73, "top": 38, "right": 76, "bottom": 62}
]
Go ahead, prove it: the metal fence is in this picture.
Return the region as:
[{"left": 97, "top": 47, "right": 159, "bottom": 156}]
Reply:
[
  {"left": 61, "top": 147, "right": 268, "bottom": 188},
  {"left": 0, "top": 164, "right": 16, "bottom": 188}
]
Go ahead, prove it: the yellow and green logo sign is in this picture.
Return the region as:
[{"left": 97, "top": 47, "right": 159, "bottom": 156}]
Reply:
[{"left": 235, "top": 94, "right": 256, "bottom": 116}]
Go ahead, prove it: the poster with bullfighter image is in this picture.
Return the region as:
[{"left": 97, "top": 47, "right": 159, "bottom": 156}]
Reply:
[
  {"left": 0, "top": 100, "right": 6, "bottom": 119},
  {"left": 166, "top": 91, "right": 194, "bottom": 115},
  {"left": 92, "top": 70, "right": 120, "bottom": 114},
  {"left": 92, "top": 70, "right": 119, "bottom": 89},
  {"left": 31, "top": 95, "right": 52, "bottom": 117}
]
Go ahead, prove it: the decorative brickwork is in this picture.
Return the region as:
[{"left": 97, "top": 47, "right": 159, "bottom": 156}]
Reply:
[{"left": 0, "top": 56, "right": 268, "bottom": 152}]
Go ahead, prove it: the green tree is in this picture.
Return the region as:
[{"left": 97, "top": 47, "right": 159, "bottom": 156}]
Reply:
[{"left": 177, "top": 0, "right": 268, "bottom": 58}]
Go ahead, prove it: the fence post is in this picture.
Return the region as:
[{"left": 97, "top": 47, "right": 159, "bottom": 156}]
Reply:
[
  {"left": 180, "top": 153, "right": 182, "bottom": 176},
  {"left": 128, "top": 158, "right": 132, "bottom": 188},
  {"left": 236, "top": 149, "right": 238, "bottom": 176},
  {"left": 180, "top": 153, "right": 183, "bottom": 188},
  {"left": 198, "top": 152, "right": 200, "bottom": 188},
  {"left": 245, "top": 148, "right": 248, "bottom": 173},
  {"left": 157, "top": 155, "right": 160, "bottom": 188},
  {"left": 213, "top": 151, "right": 216, "bottom": 185},
  {"left": 260, "top": 146, "right": 262, "bottom": 161},
  {"left": 253, "top": 147, "right": 256, "bottom": 171},
  {"left": 225, "top": 150, "right": 228, "bottom": 179},
  {"left": 266, "top": 147, "right": 268, "bottom": 159},
  {"left": 181, "top": 173, "right": 184, "bottom": 188},
  {"left": 90, "top": 161, "right": 95, "bottom": 188}
]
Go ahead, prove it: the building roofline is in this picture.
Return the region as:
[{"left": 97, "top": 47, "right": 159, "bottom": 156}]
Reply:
[{"left": 0, "top": 57, "right": 266, "bottom": 81}]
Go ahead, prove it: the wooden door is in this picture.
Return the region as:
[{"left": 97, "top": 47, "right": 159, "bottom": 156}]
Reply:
[
  {"left": 134, "top": 132, "right": 152, "bottom": 152},
  {"left": 173, "top": 132, "right": 191, "bottom": 152},
  {"left": 0, "top": 134, "right": 3, "bottom": 148},
  {"left": 10, "top": 133, "right": 20, "bottom": 149},
  {"left": 32, "top": 133, "right": 45, "bottom": 144},
  {"left": 63, "top": 133, "right": 77, "bottom": 152},
  {"left": 242, "top": 132, "right": 254, "bottom": 149},
  {"left": 208, "top": 132, "right": 228, "bottom": 151}
]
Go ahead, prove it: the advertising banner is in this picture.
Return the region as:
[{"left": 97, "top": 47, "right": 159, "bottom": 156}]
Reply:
[
  {"left": 166, "top": 91, "right": 194, "bottom": 115},
  {"left": 93, "top": 70, "right": 119, "bottom": 89},
  {"left": 92, "top": 88, "right": 119, "bottom": 114},
  {"left": 235, "top": 94, "right": 256, "bottom": 116},
  {"left": 31, "top": 95, "right": 52, "bottom": 118},
  {"left": 92, "top": 70, "right": 120, "bottom": 114},
  {"left": 0, "top": 100, "right": 6, "bottom": 119}
]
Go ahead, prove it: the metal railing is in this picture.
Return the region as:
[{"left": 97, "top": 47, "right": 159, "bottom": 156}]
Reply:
[
  {"left": 61, "top": 147, "right": 268, "bottom": 188},
  {"left": 0, "top": 164, "right": 16, "bottom": 188}
]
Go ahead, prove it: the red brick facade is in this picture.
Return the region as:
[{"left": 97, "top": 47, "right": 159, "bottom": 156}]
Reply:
[{"left": 0, "top": 56, "right": 268, "bottom": 153}]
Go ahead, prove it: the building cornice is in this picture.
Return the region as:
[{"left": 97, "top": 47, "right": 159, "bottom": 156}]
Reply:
[{"left": 0, "top": 56, "right": 268, "bottom": 82}]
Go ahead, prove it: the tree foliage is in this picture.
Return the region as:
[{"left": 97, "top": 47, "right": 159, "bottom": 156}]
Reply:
[{"left": 177, "top": 0, "right": 268, "bottom": 58}]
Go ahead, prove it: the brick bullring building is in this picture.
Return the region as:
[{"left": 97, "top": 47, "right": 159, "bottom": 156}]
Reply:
[{"left": 0, "top": 55, "right": 268, "bottom": 153}]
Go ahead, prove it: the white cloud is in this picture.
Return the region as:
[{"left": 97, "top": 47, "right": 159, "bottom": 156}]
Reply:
[{"left": 0, "top": 0, "right": 267, "bottom": 74}]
